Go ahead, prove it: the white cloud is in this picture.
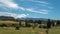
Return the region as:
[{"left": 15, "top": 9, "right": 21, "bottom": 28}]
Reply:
[
  {"left": 21, "top": 0, "right": 49, "bottom": 5},
  {"left": 0, "top": 0, "right": 49, "bottom": 14},
  {"left": 39, "top": 11, "right": 48, "bottom": 14},
  {"left": 30, "top": 0, "right": 49, "bottom": 5},
  {"left": 30, "top": 0, "right": 54, "bottom": 9},
  {"left": 40, "top": 9, "right": 48, "bottom": 11},
  {"left": 0, "top": 12, "right": 29, "bottom": 18},
  {"left": 0, "top": 0, "right": 25, "bottom": 11},
  {"left": 26, "top": 8, "right": 48, "bottom": 14},
  {"left": 19, "top": 7, "right": 25, "bottom": 11},
  {"left": 16, "top": 14, "right": 27, "bottom": 18}
]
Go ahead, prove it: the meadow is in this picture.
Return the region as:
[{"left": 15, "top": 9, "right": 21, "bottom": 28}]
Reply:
[
  {"left": 0, "top": 20, "right": 60, "bottom": 34},
  {"left": 0, "top": 27, "right": 60, "bottom": 34}
]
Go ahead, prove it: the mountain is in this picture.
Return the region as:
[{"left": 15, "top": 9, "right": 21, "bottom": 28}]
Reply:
[
  {"left": 0, "top": 16, "right": 15, "bottom": 20},
  {"left": 16, "top": 18, "right": 48, "bottom": 21},
  {"left": 0, "top": 16, "right": 52, "bottom": 21}
]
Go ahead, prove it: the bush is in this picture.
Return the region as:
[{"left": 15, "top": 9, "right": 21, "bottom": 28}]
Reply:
[{"left": 0, "top": 24, "right": 7, "bottom": 27}]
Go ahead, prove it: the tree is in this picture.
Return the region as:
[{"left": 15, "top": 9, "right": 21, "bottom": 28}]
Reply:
[
  {"left": 29, "top": 20, "right": 33, "bottom": 23},
  {"left": 32, "top": 20, "right": 38, "bottom": 30},
  {"left": 51, "top": 21, "right": 55, "bottom": 26},
  {"left": 46, "top": 19, "right": 51, "bottom": 34},
  {"left": 37, "top": 20, "right": 42, "bottom": 28},
  {"left": 19, "top": 20, "right": 21, "bottom": 27},
  {"left": 25, "top": 20, "right": 31, "bottom": 27},
  {"left": 38, "top": 20, "right": 41, "bottom": 24},
  {"left": 47, "top": 19, "right": 51, "bottom": 29},
  {"left": 56, "top": 20, "right": 60, "bottom": 26}
]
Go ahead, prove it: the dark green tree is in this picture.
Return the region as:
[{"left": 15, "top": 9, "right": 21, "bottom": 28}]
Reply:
[
  {"left": 47, "top": 19, "right": 51, "bottom": 29},
  {"left": 19, "top": 20, "right": 21, "bottom": 27},
  {"left": 56, "top": 20, "right": 60, "bottom": 26}
]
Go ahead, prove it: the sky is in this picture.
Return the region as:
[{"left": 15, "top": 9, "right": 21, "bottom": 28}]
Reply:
[{"left": 0, "top": 0, "right": 60, "bottom": 20}]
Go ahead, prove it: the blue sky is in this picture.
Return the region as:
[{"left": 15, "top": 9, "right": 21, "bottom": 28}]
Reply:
[{"left": 0, "top": 0, "right": 60, "bottom": 20}]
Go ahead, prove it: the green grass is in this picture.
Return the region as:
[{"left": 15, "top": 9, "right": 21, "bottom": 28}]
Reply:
[
  {"left": 0, "top": 20, "right": 60, "bottom": 34},
  {"left": 0, "top": 27, "right": 60, "bottom": 34},
  {"left": 0, "top": 20, "right": 19, "bottom": 24}
]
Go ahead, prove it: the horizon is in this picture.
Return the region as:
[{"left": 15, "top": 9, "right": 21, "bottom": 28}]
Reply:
[
  {"left": 0, "top": 0, "right": 60, "bottom": 20},
  {"left": 0, "top": 16, "right": 59, "bottom": 20}
]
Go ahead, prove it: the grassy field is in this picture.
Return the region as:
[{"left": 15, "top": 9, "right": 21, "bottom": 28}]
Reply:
[
  {"left": 0, "top": 20, "right": 19, "bottom": 24},
  {"left": 0, "top": 27, "right": 60, "bottom": 34},
  {"left": 0, "top": 20, "right": 60, "bottom": 34}
]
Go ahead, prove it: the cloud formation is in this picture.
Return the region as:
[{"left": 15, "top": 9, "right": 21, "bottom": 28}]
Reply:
[
  {"left": 26, "top": 8, "right": 48, "bottom": 14},
  {"left": 0, "top": 12, "right": 29, "bottom": 18},
  {"left": 29, "top": 0, "right": 53, "bottom": 9},
  {"left": 0, "top": 0, "right": 25, "bottom": 10},
  {"left": 0, "top": 0, "right": 50, "bottom": 15},
  {"left": 30, "top": 0, "right": 49, "bottom": 5}
]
